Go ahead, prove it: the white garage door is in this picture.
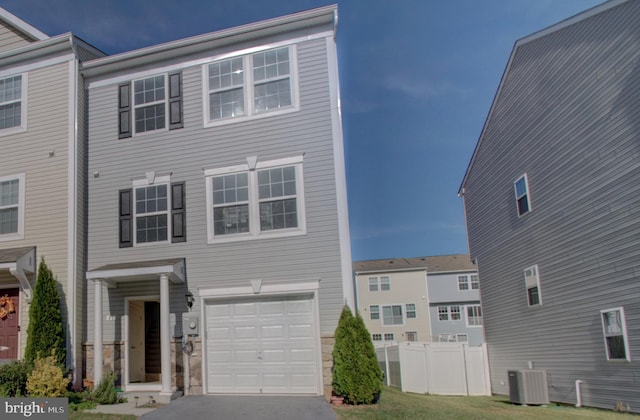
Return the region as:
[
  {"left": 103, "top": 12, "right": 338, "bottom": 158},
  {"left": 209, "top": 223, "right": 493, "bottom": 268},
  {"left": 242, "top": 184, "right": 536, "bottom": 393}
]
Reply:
[{"left": 205, "top": 294, "right": 319, "bottom": 394}]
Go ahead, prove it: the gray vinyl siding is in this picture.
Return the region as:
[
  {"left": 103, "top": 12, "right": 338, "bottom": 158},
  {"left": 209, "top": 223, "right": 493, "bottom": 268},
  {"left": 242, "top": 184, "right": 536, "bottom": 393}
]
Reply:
[
  {"left": 0, "top": 60, "right": 73, "bottom": 354},
  {"left": 0, "top": 21, "right": 32, "bottom": 52},
  {"left": 462, "top": 0, "right": 640, "bottom": 411},
  {"left": 427, "top": 271, "right": 480, "bottom": 302},
  {"left": 428, "top": 304, "right": 484, "bottom": 346},
  {"left": 86, "top": 35, "right": 344, "bottom": 341}
]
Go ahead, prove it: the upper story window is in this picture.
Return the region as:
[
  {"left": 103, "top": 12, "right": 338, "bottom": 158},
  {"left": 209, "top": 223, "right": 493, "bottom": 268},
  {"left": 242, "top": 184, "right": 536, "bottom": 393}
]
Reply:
[
  {"left": 369, "top": 305, "right": 380, "bottom": 320},
  {"left": 406, "top": 304, "right": 416, "bottom": 319},
  {"left": 205, "top": 155, "right": 305, "bottom": 243},
  {"left": 514, "top": 174, "right": 531, "bottom": 216},
  {"left": 601, "top": 307, "right": 630, "bottom": 361},
  {"left": 0, "top": 74, "right": 26, "bottom": 135},
  {"left": 0, "top": 174, "right": 25, "bottom": 241},
  {"left": 450, "top": 305, "right": 461, "bottom": 320},
  {"left": 524, "top": 265, "right": 542, "bottom": 306},
  {"left": 382, "top": 305, "right": 403, "bottom": 325},
  {"left": 119, "top": 72, "right": 183, "bottom": 138},
  {"left": 368, "top": 276, "right": 390, "bottom": 292},
  {"left": 438, "top": 306, "right": 449, "bottom": 321},
  {"left": 458, "top": 274, "right": 480, "bottom": 290},
  {"left": 466, "top": 305, "right": 483, "bottom": 327},
  {"left": 204, "top": 46, "right": 297, "bottom": 126},
  {"left": 118, "top": 176, "right": 186, "bottom": 247}
]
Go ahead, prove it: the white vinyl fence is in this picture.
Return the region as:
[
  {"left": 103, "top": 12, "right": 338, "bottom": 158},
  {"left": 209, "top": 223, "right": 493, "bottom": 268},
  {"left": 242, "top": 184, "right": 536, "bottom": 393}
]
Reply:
[{"left": 376, "top": 342, "right": 491, "bottom": 396}]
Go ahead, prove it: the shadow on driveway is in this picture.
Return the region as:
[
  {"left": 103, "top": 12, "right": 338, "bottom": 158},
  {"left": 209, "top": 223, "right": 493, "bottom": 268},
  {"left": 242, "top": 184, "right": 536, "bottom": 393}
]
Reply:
[{"left": 141, "top": 395, "right": 337, "bottom": 420}]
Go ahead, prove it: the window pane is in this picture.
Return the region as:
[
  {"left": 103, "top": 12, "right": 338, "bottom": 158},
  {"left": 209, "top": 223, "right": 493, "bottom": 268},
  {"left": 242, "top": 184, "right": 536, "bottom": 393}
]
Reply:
[
  {"left": 213, "top": 204, "right": 249, "bottom": 235},
  {"left": 259, "top": 199, "right": 297, "bottom": 231},
  {"left": 471, "top": 274, "right": 479, "bottom": 289},
  {"left": 370, "top": 305, "right": 379, "bottom": 320},
  {"left": 0, "top": 207, "right": 18, "bottom": 234},
  {"left": 515, "top": 177, "right": 527, "bottom": 197},
  {"left": 438, "top": 306, "right": 449, "bottom": 321},
  {"left": 458, "top": 275, "right": 469, "bottom": 290},
  {"left": 253, "top": 47, "right": 289, "bottom": 82},
  {"left": 135, "top": 104, "right": 165, "bottom": 133},
  {"left": 451, "top": 306, "right": 461, "bottom": 320},
  {"left": 368, "top": 277, "right": 378, "bottom": 292},
  {"left": 134, "top": 76, "right": 164, "bottom": 105},
  {"left": 0, "top": 103, "right": 21, "bottom": 129},
  {"left": 254, "top": 79, "right": 291, "bottom": 113},
  {"left": 380, "top": 277, "right": 390, "bottom": 291},
  {"left": 607, "top": 336, "right": 626, "bottom": 359},
  {"left": 0, "top": 179, "right": 19, "bottom": 206},
  {"left": 136, "top": 214, "right": 167, "bottom": 243},
  {"left": 527, "top": 287, "right": 540, "bottom": 306}
]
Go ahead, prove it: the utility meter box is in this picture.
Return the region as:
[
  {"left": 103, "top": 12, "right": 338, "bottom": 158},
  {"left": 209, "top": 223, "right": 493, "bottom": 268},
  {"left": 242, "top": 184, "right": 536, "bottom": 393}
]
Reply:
[{"left": 183, "top": 314, "right": 199, "bottom": 336}]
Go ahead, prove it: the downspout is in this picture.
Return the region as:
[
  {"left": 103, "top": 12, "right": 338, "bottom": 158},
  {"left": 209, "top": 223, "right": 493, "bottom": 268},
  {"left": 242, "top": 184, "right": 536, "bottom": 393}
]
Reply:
[{"left": 575, "top": 379, "right": 582, "bottom": 407}]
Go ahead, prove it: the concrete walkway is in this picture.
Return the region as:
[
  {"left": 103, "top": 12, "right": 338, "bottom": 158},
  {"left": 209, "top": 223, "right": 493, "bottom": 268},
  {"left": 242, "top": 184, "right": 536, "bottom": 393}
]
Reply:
[
  {"left": 86, "top": 400, "right": 160, "bottom": 417},
  {"left": 140, "top": 395, "right": 337, "bottom": 420}
]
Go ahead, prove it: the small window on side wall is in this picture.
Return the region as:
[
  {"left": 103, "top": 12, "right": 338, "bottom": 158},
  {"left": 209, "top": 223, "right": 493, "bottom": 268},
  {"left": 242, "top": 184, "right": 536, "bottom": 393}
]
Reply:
[
  {"left": 514, "top": 174, "right": 531, "bottom": 216},
  {"left": 601, "top": 307, "right": 630, "bottom": 361},
  {"left": 524, "top": 265, "right": 542, "bottom": 306}
]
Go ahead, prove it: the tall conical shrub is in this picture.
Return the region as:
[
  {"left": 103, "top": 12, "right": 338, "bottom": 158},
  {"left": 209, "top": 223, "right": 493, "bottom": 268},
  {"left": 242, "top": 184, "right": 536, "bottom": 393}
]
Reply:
[
  {"left": 24, "top": 259, "right": 66, "bottom": 366},
  {"left": 332, "top": 306, "right": 383, "bottom": 404}
]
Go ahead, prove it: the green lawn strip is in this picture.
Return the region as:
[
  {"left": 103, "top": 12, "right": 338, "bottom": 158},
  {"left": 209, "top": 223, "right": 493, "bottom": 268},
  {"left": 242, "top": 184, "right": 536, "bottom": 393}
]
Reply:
[
  {"left": 335, "top": 387, "right": 636, "bottom": 420},
  {"left": 69, "top": 412, "right": 136, "bottom": 420}
]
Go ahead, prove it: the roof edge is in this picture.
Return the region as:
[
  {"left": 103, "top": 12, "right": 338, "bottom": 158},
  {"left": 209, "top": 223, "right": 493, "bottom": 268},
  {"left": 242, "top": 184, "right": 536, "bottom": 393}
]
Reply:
[
  {"left": 458, "top": 0, "right": 626, "bottom": 194},
  {"left": 0, "top": 7, "right": 48, "bottom": 41}
]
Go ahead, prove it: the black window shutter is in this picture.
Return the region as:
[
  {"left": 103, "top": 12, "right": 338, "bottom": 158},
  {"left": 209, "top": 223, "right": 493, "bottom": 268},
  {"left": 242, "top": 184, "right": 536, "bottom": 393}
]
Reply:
[
  {"left": 171, "top": 182, "right": 186, "bottom": 243},
  {"left": 118, "top": 83, "right": 132, "bottom": 139},
  {"left": 168, "top": 72, "right": 183, "bottom": 130},
  {"left": 119, "top": 189, "right": 133, "bottom": 247}
]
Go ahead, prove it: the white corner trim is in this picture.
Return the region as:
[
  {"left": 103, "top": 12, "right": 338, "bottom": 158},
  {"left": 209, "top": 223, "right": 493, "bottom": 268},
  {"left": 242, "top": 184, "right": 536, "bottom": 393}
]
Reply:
[{"left": 325, "top": 36, "right": 354, "bottom": 309}]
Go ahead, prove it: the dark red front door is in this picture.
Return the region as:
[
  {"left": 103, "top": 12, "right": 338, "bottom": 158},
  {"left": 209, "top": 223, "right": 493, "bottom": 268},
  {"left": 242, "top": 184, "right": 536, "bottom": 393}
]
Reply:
[{"left": 0, "top": 288, "right": 19, "bottom": 360}]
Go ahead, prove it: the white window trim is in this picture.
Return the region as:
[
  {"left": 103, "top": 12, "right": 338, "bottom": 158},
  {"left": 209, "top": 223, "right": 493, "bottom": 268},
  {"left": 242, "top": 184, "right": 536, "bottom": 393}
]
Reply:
[
  {"left": 458, "top": 274, "right": 470, "bottom": 291},
  {"left": 372, "top": 333, "right": 382, "bottom": 341},
  {"left": 470, "top": 274, "right": 480, "bottom": 290},
  {"left": 368, "top": 277, "right": 379, "bottom": 292},
  {"left": 369, "top": 305, "right": 380, "bottom": 320},
  {"left": 383, "top": 333, "right": 394, "bottom": 341},
  {"left": 450, "top": 305, "right": 461, "bottom": 321},
  {"left": 524, "top": 264, "right": 542, "bottom": 306},
  {"left": 0, "top": 74, "right": 27, "bottom": 137},
  {"left": 456, "top": 333, "right": 468, "bottom": 342},
  {"left": 438, "top": 306, "right": 449, "bottom": 321},
  {"left": 381, "top": 304, "right": 405, "bottom": 326},
  {"left": 601, "top": 307, "right": 631, "bottom": 362},
  {"left": 0, "top": 173, "right": 25, "bottom": 241},
  {"left": 465, "top": 304, "right": 483, "bottom": 328},
  {"left": 132, "top": 174, "right": 171, "bottom": 246},
  {"left": 406, "top": 303, "right": 416, "bottom": 319},
  {"left": 131, "top": 74, "right": 169, "bottom": 137},
  {"left": 202, "top": 45, "right": 300, "bottom": 128},
  {"left": 205, "top": 155, "right": 306, "bottom": 244},
  {"left": 514, "top": 173, "right": 532, "bottom": 217}
]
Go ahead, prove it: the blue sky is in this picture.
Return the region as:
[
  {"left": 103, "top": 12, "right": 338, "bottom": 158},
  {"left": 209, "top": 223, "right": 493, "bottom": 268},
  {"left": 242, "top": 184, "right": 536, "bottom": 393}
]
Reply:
[{"left": 2, "top": 0, "right": 603, "bottom": 260}]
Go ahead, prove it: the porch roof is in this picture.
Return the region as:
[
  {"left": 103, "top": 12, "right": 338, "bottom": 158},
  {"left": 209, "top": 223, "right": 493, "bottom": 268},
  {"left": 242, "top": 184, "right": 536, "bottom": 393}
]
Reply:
[
  {"left": 0, "top": 246, "right": 35, "bottom": 267},
  {"left": 86, "top": 258, "right": 185, "bottom": 284}
]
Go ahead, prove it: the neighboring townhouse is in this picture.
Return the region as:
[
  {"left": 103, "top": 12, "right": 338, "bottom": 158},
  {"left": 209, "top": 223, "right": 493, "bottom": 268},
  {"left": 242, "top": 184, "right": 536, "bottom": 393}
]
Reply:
[
  {"left": 426, "top": 255, "right": 483, "bottom": 346},
  {"left": 353, "top": 254, "right": 483, "bottom": 345},
  {"left": 0, "top": 8, "right": 103, "bottom": 387},
  {"left": 459, "top": 0, "right": 640, "bottom": 412},
  {"left": 82, "top": 6, "right": 352, "bottom": 401}
]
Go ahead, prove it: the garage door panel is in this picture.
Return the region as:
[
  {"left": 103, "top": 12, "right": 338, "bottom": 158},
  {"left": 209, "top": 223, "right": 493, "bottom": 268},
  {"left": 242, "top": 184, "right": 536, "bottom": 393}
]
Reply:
[{"left": 206, "top": 294, "right": 319, "bottom": 394}]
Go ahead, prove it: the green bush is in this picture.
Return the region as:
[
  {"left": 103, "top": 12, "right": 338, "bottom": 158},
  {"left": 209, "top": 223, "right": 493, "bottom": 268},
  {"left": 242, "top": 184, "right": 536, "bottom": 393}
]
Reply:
[
  {"left": 68, "top": 389, "right": 97, "bottom": 411},
  {"left": 0, "top": 360, "right": 32, "bottom": 397},
  {"left": 26, "top": 352, "right": 70, "bottom": 397},
  {"left": 24, "top": 259, "right": 66, "bottom": 366},
  {"left": 332, "top": 306, "right": 383, "bottom": 404},
  {"left": 92, "top": 371, "right": 119, "bottom": 405}
]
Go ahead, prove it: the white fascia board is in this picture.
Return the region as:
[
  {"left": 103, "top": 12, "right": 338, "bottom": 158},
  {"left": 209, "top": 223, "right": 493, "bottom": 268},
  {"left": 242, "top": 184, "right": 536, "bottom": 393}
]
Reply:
[
  {"left": 355, "top": 267, "right": 428, "bottom": 275},
  {"left": 199, "top": 279, "right": 320, "bottom": 298},
  {"left": 81, "top": 5, "right": 336, "bottom": 79},
  {"left": 0, "top": 7, "right": 48, "bottom": 40},
  {"left": 0, "top": 33, "right": 73, "bottom": 64},
  {"left": 86, "top": 262, "right": 185, "bottom": 284}
]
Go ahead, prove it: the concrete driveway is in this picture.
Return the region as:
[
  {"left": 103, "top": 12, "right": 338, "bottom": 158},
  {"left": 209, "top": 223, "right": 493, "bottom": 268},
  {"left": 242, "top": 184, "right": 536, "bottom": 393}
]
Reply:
[{"left": 141, "top": 395, "right": 337, "bottom": 420}]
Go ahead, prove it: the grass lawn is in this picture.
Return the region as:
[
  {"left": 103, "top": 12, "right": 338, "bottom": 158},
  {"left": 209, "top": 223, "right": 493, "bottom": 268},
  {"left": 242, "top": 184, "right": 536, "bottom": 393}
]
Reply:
[
  {"left": 69, "top": 413, "right": 136, "bottom": 420},
  {"left": 334, "top": 387, "right": 636, "bottom": 420}
]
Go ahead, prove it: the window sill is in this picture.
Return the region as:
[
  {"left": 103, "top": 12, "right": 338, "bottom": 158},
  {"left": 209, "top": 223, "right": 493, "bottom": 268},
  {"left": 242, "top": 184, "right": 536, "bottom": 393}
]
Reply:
[
  {"left": 0, "top": 233, "right": 24, "bottom": 242},
  {"left": 207, "top": 227, "right": 306, "bottom": 245},
  {"left": 203, "top": 105, "right": 299, "bottom": 129},
  {"left": 0, "top": 125, "right": 27, "bottom": 137}
]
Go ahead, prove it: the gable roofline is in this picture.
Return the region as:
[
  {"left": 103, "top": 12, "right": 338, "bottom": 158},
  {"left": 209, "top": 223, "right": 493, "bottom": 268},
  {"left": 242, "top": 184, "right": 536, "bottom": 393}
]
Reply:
[
  {"left": 353, "top": 254, "right": 475, "bottom": 274},
  {"left": 81, "top": 4, "right": 337, "bottom": 78},
  {"left": 458, "top": 0, "right": 624, "bottom": 195},
  {"left": 0, "top": 7, "right": 48, "bottom": 41}
]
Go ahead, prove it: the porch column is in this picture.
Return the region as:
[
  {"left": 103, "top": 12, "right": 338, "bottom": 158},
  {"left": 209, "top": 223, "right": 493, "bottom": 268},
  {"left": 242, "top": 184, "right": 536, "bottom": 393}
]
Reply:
[
  {"left": 93, "top": 280, "right": 103, "bottom": 384},
  {"left": 160, "top": 273, "right": 172, "bottom": 395}
]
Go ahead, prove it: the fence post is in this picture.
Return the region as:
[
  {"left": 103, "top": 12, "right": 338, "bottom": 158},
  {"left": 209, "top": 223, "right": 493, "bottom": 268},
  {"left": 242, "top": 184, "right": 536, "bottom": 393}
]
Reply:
[
  {"left": 461, "top": 343, "right": 470, "bottom": 396},
  {"left": 424, "top": 343, "right": 430, "bottom": 394},
  {"left": 384, "top": 344, "right": 391, "bottom": 386}
]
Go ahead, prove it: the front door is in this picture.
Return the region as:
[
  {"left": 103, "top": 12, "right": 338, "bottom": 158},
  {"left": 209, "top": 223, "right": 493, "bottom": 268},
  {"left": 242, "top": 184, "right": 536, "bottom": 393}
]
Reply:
[
  {"left": 0, "top": 288, "right": 19, "bottom": 362},
  {"left": 128, "top": 300, "right": 161, "bottom": 384}
]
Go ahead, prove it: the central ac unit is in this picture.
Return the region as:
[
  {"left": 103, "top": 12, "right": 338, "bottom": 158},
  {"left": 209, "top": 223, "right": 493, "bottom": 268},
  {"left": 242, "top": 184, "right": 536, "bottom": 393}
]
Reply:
[{"left": 508, "top": 370, "right": 549, "bottom": 405}]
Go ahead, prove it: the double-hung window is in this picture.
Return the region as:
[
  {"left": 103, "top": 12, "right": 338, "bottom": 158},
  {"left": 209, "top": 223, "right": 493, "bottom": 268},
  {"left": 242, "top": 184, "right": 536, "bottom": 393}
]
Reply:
[
  {"left": 406, "top": 304, "right": 416, "bottom": 319},
  {"left": 118, "top": 72, "right": 183, "bottom": 138},
  {"left": 458, "top": 274, "right": 479, "bottom": 290},
  {"left": 205, "top": 155, "right": 305, "bottom": 243},
  {"left": 382, "top": 305, "right": 403, "bottom": 325},
  {"left": 0, "top": 74, "right": 26, "bottom": 134},
  {"left": 470, "top": 274, "right": 479, "bottom": 290},
  {"left": 368, "top": 276, "right": 390, "bottom": 292},
  {"left": 450, "top": 305, "right": 461, "bottom": 320},
  {"left": 458, "top": 275, "right": 470, "bottom": 290},
  {"left": 205, "top": 46, "right": 297, "bottom": 126},
  {"left": 384, "top": 333, "right": 394, "bottom": 341},
  {"left": 524, "top": 265, "right": 542, "bottom": 306},
  {"left": 369, "top": 305, "right": 380, "bottom": 320},
  {"left": 514, "top": 174, "right": 531, "bottom": 216},
  {"left": 368, "top": 277, "right": 378, "bottom": 292},
  {"left": 438, "top": 306, "right": 449, "bottom": 321},
  {"left": 466, "top": 305, "right": 483, "bottom": 327},
  {"left": 601, "top": 308, "right": 630, "bottom": 361},
  {"left": 118, "top": 176, "right": 186, "bottom": 247},
  {"left": 0, "top": 174, "right": 25, "bottom": 240}
]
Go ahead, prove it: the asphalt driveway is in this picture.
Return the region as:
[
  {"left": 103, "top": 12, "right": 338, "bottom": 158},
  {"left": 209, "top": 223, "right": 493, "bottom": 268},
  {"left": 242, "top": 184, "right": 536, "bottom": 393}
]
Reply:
[{"left": 141, "top": 395, "right": 337, "bottom": 420}]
